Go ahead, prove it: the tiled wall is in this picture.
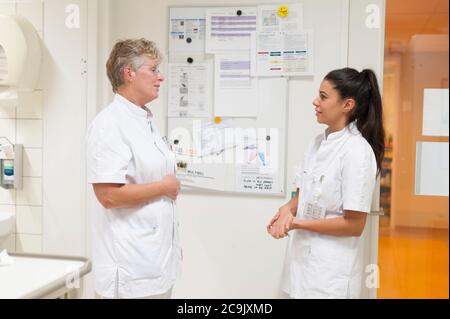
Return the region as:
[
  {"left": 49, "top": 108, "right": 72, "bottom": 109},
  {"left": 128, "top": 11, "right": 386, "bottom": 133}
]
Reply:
[{"left": 0, "top": 0, "right": 44, "bottom": 253}]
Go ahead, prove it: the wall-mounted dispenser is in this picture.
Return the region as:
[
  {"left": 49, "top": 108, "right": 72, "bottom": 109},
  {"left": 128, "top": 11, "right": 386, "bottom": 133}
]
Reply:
[
  {"left": 0, "top": 14, "right": 42, "bottom": 107},
  {"left": 0, "top": 137, "right": 22, "bottom": 190}
]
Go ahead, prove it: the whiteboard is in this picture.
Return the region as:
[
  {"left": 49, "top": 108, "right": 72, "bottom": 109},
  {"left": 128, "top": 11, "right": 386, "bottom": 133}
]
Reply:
[
  {"left": 168, "top": 6, "right": 294, "bottom": 196},
  {"left": 168, "top": 77, "right": 287, "bottom": 196}
]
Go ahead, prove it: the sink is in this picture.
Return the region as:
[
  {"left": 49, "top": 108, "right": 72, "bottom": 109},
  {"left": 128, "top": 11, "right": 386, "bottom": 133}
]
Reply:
[{"left": 0, "top": 212, "right": 14, "bottom": 243}]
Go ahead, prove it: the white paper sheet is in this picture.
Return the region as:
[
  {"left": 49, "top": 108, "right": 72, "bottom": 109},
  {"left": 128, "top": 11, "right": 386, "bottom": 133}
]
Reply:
[
  {"left": 168, "top": 63, "right": 212, "bottom": 117},
  {"left": 205, "top": 7, "right": 257, "bottom": 53},
  {"left": 176, "top": 163, "right": 232, "bottom": 191},
  {"left": 218, "top": 58, "right": 252, "bottom": 89},
  {"left": 169, "top": 8, "right": 206, "bottom": 53},
  {"left": 422, "top": 88, "right": 449, "bottom": 137},
  {"left": 214, "top": 54, "right": 258, "bottom": 117},
  {"left": 257, "top": 3, "right": 303, "bottom": 32},
  {"left": 252, "top": 30, "right": 313, "bottom": 77},
  {"left": 415, "top": 142, "right": 449, "bottom": 196}
]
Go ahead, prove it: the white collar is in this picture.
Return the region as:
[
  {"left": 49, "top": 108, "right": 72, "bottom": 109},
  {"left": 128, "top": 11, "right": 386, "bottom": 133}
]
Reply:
[
  {"left": 324, "top": 121, "right": 359, "bottom": 142},
  {"left": 347, "top": 121, "right": 359, "bottom": 135},
  {"left": 114, "top": 94, "right": 153, "bottom": 120}
]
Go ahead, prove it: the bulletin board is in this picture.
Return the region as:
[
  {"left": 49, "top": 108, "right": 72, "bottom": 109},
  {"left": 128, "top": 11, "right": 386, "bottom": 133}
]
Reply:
[{"left": 167, "top": 4, "right": 312, "bottom": 196}]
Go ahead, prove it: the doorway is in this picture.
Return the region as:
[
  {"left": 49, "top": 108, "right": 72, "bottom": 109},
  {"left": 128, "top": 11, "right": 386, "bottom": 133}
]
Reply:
[{"left": 380, "top": 0, "right": 449, "bottom": 298}]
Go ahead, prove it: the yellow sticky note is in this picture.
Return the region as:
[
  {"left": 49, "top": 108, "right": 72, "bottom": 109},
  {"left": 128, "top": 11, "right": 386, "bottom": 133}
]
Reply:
[
  {"left": 277, "top": 5, "right": 289, "bottom": 17},
  {"left": 214, "top": 117, "right": 222, "bottom": 124}
]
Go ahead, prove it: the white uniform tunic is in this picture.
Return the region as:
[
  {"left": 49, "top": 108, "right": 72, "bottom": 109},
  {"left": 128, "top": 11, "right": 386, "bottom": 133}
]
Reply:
[
  {"left": 282, "top": 121, "right": 377, "bottom": 299},
  {"left": 87, "top": 94, "right": 182, "bottom": 298}
]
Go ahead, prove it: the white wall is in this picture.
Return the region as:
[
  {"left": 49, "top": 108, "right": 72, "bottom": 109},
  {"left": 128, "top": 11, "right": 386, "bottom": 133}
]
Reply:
[{"left": 41, "top": 0, "right": 88, "bottom": 256}]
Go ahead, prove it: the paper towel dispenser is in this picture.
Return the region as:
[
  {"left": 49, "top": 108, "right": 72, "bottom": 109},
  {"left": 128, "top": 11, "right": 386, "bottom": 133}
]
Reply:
[{"left": 0, "top": 14, "right": 42, "bottom": 107}]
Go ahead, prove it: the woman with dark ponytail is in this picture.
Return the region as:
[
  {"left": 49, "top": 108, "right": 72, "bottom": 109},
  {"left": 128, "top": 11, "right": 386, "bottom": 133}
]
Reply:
[{"left": 267, "top": 68, "right": 385, "bottom": 298}]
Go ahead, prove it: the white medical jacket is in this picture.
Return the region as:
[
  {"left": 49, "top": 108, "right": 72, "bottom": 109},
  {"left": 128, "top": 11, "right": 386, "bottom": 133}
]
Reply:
[
  {"left": 87, "top": 94, "right": 181, "bottom": 298},
  {"left": 282, "top": 121, "right": 377, "bottom": 298}
]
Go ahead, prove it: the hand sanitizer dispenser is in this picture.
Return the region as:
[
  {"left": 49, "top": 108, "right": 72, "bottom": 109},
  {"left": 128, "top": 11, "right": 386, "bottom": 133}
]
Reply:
[{"left": 0, "top": 138, "right": 22, "bottom": 190}]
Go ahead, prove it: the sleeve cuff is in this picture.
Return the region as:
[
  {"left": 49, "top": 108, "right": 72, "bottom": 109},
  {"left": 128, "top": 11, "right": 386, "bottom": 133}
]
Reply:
[
  {"left": 88, "top": 174, "right": 127, "bottom": 184},
  {"left": 343, "top": 204, "right": 371, "bottom": 214}
]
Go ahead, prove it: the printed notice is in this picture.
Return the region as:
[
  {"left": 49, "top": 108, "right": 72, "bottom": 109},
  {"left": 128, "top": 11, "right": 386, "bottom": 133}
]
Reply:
[
  {"left": 252, "top": 30, "right": 313, "bottom": 77},
  {"left": 168, "top": 63, "right": 212, "bottom": 117},
  {"left": 169, "top": 8, "right": 206, "bottom": 53},
  {"left": 205, "top": 7, "right": 257, "bottom": 53},
  {"left": 214, "top": 54, "right": 258, "bottom": 117},
  {"left": 257, "top": 3, "right": 303, "bottom": 32}
]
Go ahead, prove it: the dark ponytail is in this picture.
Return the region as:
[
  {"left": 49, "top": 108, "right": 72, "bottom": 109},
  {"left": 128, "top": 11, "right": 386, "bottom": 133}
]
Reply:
[{"left": 324, "top": 68, "right": 385, "bottom": 175}]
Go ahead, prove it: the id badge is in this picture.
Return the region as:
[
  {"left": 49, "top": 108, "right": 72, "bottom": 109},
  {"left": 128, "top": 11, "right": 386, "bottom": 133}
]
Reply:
[{"left": 304, "top": 202, "right": 326, "bottom": 219}]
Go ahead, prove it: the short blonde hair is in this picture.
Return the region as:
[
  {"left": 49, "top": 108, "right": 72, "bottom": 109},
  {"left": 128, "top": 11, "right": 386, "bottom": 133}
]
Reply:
[{"left": 106, "top": 38, "right": 163, "bottom": 93}]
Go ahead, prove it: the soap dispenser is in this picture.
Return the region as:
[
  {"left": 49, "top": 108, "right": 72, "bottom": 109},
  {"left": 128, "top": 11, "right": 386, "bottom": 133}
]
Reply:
[{"left": 0, "top": 137, "right": 22, "bottom": 190}]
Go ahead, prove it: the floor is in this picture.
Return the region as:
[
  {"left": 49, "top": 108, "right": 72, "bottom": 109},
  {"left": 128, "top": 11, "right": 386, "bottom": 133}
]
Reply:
[{"left": 377, "top": 216, "right": 449, "bottom": 299}]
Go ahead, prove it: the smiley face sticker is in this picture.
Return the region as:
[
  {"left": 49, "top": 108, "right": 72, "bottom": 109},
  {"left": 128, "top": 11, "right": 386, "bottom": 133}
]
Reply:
[{"left": 277, "top": 5, "right": 289, "bottom": 17}]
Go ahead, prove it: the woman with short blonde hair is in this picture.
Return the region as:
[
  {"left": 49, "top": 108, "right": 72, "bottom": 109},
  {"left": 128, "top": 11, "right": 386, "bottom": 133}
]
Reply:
[{"left": 87, "top": 38, "right": 181, "bottom": 299}]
